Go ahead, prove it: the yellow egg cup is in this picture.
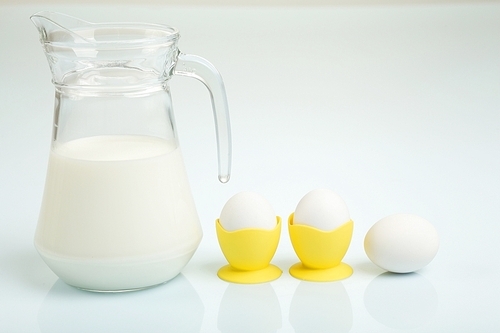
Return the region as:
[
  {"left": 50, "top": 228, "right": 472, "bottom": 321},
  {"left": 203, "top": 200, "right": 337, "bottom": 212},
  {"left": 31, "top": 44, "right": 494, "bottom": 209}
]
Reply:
[
  {"left": 216, "top": 217, "right": 282, "bottom": 284},
  {"left": 288, "top": 213, "right": 354, "bottom": 282}
]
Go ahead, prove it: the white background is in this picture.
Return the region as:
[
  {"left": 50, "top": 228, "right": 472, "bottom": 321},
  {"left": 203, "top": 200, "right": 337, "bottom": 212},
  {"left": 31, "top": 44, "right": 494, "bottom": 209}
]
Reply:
[{"left": 1, "top": 2, "right": 499, "bottom": 332}]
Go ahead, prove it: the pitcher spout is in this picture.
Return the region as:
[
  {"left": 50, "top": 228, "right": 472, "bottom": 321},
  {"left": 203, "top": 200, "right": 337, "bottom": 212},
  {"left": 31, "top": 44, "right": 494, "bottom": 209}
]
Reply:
[{"left": 30, "top": 11, "right": 91, "bottom": 45}]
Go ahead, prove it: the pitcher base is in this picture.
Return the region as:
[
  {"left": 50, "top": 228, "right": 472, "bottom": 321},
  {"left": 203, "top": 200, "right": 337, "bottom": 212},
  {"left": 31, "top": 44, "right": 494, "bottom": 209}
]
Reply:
[{"left": 37, "top": 249, "right": 197, "bottom": 292}]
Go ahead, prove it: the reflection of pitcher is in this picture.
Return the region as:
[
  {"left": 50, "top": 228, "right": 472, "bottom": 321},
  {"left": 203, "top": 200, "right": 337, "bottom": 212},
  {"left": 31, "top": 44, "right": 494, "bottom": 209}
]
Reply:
[
  {"left": 31, "top": 11, "right": 231, "bottom": 291},
  {"left": 38, "top": 275, "right": 204, "bottom": 332}
]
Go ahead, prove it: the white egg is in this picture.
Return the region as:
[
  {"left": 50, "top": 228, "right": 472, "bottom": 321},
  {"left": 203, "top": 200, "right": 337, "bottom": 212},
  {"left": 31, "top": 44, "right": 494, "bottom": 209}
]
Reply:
[
  {"left": 364, "top": 214, "right": 439, "bottom": 273},
  {"left": 294, "top": 189, "right": 351, "bottom": 231},
  {"left": 219, "top": 191, "right": 277, "bottom": 231}
]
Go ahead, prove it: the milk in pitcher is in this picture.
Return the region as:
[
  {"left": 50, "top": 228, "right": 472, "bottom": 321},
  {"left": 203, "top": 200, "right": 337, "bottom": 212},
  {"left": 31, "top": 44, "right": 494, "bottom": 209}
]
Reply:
[{"left": 35, "top": 135, "right": 202, "bottom": 291}]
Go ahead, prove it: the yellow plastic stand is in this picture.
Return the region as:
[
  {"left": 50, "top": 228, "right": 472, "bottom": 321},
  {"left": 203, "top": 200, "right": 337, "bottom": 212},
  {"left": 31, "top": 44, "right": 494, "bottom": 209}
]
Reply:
[
  {"left": 216, "top": 217, "right": 282, "bottom": 284},
  {"left": 288, "top": 214, "right": 353, "bottom": 282}
]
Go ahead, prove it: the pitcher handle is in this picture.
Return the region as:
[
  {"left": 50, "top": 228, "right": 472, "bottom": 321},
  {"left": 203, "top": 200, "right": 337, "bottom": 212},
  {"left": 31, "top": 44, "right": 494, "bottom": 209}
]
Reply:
[{"left": 174, "top": 52, "right": 232, "bottom": 183}]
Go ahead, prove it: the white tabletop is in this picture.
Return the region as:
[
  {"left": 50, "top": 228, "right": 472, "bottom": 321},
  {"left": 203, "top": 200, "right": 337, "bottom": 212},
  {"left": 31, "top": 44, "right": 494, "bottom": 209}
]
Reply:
[{"left": 1, "top": 2, "right": 499, "bottom": 332}]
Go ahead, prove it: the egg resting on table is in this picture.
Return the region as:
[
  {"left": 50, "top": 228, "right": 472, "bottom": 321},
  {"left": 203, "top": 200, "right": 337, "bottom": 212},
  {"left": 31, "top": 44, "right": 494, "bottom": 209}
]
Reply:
[
  {"left": 364, "top": 214, "right": 439, "bottom": 273},
  {"left": 219, "top": 191, "right": 276, "bottom": 231},
  {"left": 293, "top": 189, "right": 351, "bottom": 231}
]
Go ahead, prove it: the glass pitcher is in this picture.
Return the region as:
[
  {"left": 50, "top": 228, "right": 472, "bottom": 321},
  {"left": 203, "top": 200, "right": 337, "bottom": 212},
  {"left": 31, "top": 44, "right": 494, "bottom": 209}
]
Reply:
[{"left": 31, "top": 11, "right": 231, "bottom": 292}]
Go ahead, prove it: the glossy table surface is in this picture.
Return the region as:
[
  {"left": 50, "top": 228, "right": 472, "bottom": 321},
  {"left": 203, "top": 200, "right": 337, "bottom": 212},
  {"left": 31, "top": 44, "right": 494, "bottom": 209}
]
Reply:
[{"left": 1, "top": 2, "right": 499, "bottom": 332}]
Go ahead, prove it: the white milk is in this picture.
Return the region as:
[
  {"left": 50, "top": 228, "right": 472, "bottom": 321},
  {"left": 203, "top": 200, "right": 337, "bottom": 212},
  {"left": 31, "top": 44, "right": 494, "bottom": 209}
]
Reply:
[{"left": 35, "top": 135, "right": 202, "bottom": 291}]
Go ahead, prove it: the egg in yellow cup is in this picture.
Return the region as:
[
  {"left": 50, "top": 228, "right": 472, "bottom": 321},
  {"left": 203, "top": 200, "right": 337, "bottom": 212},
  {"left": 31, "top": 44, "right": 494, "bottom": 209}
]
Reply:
[
  {"left": 288, "top": 213, "right": 353, "bottom": 282},
  {"left": 216, "top": 217, "right": 282, "bottom": 284}
]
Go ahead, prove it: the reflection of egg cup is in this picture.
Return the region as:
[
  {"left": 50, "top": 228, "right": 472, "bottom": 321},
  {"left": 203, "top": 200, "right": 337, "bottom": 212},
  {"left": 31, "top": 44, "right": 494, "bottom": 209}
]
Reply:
[
  {"left": 216, "top": 217, "right": 282, "bottom": 284},
  {"left": 288, "top": 213, "right": 353, "bottom": 282}
]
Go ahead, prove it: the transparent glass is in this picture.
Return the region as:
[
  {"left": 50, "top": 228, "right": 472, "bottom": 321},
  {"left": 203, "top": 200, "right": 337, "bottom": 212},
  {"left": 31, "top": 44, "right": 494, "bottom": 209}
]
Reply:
[{"left": 31, "top": 11, "right": 232, "bottom": 291}]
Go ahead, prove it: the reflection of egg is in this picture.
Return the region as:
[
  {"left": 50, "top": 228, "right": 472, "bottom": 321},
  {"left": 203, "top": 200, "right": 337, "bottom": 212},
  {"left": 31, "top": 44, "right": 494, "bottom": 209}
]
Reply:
[
  {"left": 219, "top": 192, "right": 276, "bottom": 231},
  {"left": 294, "top": 189, "right": 351, "bottom": 231},
  {"left": 364, "top": 214, "right": 439, "bottom": 273}
]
